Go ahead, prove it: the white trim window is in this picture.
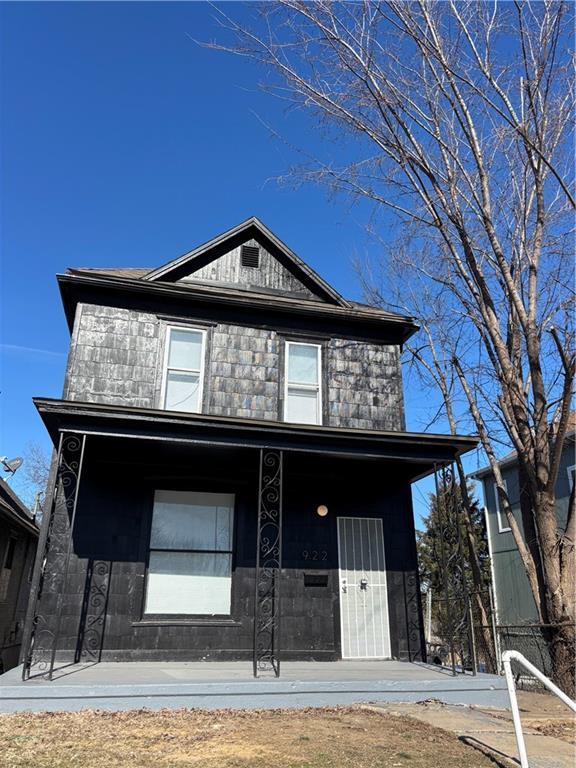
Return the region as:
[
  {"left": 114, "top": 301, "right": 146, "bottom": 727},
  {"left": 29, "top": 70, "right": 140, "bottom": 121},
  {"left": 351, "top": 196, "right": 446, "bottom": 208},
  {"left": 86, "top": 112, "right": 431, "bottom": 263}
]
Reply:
[
  {"left": 144, "top": 491, "right": 235, "bottom": 615},
  {"left": 483, "top": 506, "right": 500, "bottom": 624},
  {"left": 494, "top": 480, "right": 511, "bottom": 533},
  {"left": 161, "top": 326, "right": 206, "bottom": 413},
  {"left": 567, "top": 465, "right": 575, "bottom": 492},
  {"left": 284, "top": 341, "right": 322, "bottom": 425}
]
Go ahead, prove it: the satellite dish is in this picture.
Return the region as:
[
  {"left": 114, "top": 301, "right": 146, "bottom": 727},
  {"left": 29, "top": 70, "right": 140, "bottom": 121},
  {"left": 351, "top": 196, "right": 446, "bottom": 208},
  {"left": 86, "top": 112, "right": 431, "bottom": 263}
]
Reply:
[{"left": 1, "top": 456, "right": 23, "bottom": 475}]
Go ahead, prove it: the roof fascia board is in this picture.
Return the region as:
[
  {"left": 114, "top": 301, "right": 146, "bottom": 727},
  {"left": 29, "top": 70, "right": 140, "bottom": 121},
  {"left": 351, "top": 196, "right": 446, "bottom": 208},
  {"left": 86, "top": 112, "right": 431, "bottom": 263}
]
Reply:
[
  {"left": 0, "top": 478, "right": 33, "bottom": 520},
  {"left": 57, "top": 273, "right": 419, "bottom": 342},
  {"left": 143, "top": 217, "right": 350, "bottom": 308},
  {"left": 470, "top": 429, "right": 576, "bottom": 480},
  {"left": 0, "top": 503, "right": 39, "bottom": 536},
  {"left": 34, "top": 398, "right": 477, "bottom": 459}
]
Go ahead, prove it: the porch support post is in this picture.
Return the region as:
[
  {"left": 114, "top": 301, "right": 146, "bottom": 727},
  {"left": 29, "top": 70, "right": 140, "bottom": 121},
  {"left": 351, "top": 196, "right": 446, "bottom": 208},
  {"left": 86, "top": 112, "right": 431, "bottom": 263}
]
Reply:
[
  {"left": 21, "top": 432, "right": 86, "bottom": 680},
  {"left": 253, "top": 448, "right": 283, "bottom": 678}
]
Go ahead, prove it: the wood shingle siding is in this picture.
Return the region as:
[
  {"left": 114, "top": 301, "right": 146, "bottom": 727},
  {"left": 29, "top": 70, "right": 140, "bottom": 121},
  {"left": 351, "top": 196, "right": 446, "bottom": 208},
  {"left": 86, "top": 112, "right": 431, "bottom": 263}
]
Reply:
[
  {"left": 208, "top": 324, "right": 280, "bottom": 421},
  {"left": 65, "top": 304, "right": 404, "bottom": 430},
  {"left": 65, "top": 304, "right": 161, "bottom": 408},
  {"left": 327, "top": 339, "right": 404, "bottom": 431}
]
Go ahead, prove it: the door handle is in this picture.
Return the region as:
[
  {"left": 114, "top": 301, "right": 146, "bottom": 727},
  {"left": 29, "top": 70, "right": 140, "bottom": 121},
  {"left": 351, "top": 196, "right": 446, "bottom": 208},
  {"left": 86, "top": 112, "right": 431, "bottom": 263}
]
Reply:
[
  {"left": 341, "top": 579, "right": 347, "bottom": 593},
  {"left": 360, "top": 578, "right": 368, "bottom": 590}
]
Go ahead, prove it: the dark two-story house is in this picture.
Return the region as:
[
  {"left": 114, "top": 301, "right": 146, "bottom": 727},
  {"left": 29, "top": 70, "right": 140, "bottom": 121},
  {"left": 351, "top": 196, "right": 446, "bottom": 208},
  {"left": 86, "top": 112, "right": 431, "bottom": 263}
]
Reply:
[{"left": 21, "top": 217, "right": 475, "bottom": 678}]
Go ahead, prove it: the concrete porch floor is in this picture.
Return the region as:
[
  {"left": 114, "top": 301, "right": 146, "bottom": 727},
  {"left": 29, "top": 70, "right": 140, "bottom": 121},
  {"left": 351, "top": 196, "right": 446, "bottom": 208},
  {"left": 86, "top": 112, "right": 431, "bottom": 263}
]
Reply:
[{"left": 0, "top": 661, "right": 509, "bottom": 712}]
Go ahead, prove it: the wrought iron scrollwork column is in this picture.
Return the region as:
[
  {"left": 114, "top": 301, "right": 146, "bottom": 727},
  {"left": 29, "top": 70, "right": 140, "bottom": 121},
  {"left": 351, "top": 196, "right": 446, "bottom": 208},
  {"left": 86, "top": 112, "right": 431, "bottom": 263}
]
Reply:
[
  {"left": 76, "top": 559, "right": 112, "bottom": 663},
  {"left": 253, "top": 449, "right": 283, "bottom": 677},
  {"left": 403, "top": 571, "right": 424, "bottom": 662},
  {"left": 21, "top": 432, "right": 86, "bottom": 680}
]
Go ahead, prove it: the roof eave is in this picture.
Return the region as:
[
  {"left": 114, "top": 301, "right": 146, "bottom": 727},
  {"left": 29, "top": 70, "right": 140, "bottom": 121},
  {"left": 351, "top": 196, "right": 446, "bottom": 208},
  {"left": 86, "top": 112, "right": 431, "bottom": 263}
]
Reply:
[
  {"left": 34, "top": 398, "right": 477, "bottom": 472},
  {"left": 57, "top": 272, "right": 419, "bottom": 342},
  {"left": 0, "top": 503, "right": 39, "bottom": 536},
  {"left": 0, "top": 479, "right": 38, "bottom": 536},
  {"left": 470, "top": 428, "right": 576, "bottom": 480}
]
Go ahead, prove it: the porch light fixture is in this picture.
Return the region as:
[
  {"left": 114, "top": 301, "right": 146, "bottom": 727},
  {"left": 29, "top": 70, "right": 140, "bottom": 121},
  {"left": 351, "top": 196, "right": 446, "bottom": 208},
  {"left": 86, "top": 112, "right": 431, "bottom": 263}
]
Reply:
[{"left": 316, "top": 504, "right": 328, "bottom": 517}]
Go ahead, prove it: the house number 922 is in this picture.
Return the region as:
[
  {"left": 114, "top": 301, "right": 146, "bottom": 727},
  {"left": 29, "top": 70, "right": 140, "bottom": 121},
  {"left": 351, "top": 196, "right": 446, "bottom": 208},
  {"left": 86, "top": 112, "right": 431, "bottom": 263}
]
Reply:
[{"left": 302, "top": 550, "right": 328, "bottom": 561}]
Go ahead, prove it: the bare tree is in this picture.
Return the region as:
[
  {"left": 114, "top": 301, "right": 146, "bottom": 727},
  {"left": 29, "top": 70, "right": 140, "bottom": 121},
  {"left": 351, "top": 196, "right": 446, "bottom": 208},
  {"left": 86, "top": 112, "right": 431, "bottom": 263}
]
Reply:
[
  {"left": 362, "top": 270, "right": 498, "bottom": 669},
  {"left": 20, "top": 442, "right": 50, "bottom": 516},
  {"left": 212, "top": 0, "right": 575, "bottom": 692}
]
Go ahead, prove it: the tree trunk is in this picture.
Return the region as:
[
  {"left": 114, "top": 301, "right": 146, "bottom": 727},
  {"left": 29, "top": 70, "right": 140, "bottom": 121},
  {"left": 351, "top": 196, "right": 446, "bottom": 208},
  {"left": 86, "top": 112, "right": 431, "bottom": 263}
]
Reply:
[
  {"left": 526, "top": 490, "right": 575, "bottom": 697},
  {"left": 543, "top": 622, "right": 575, "bottom": 699}
]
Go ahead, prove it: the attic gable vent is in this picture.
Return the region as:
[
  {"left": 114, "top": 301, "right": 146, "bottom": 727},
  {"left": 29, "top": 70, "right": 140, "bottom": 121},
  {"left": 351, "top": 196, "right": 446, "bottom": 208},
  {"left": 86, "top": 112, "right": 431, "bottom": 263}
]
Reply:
[{"left": 241, "top": 245, "right": 260, "bottom": 268}]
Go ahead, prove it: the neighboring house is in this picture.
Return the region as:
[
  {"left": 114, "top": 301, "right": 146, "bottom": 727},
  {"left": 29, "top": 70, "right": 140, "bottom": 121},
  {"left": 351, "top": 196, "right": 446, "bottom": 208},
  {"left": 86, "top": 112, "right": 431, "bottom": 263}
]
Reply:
[
  {"left": 472, "top": 429, "right": 575, "bottom": 627},
  {"left": 0, "top": 479, "right": 38, "bottom": 673},
  {"left": 22, "top": 217, "right": 474, "bottom": 674}
]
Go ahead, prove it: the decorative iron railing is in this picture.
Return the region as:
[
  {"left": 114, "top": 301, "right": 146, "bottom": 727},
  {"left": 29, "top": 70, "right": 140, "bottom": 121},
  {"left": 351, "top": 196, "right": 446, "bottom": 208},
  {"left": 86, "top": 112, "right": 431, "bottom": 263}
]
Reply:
[
  {"left": 253, "top": 448, "right": 283, "bottom": 677},
  {"left": 21, "top": 433, "right": 86, "bottom": 680}
]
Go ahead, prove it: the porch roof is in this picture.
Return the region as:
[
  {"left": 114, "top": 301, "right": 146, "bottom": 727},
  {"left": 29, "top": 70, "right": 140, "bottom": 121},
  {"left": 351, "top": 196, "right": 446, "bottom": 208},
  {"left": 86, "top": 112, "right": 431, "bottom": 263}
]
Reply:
[{"left": 34, "top": 398, "right": 476, "bottom": 482}]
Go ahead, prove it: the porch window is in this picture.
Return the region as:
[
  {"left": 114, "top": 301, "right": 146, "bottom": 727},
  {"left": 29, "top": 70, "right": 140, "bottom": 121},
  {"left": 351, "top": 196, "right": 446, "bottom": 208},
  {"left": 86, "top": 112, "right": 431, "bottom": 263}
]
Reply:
[
  {"left": 145, "top": 491, "right": 235, "bottom": 615},
  {"left": 161, "top": 327, "right": 206, "bottom": 413},
  {"left": 284, "top": 341, "right": 322, "bottom": 425}
]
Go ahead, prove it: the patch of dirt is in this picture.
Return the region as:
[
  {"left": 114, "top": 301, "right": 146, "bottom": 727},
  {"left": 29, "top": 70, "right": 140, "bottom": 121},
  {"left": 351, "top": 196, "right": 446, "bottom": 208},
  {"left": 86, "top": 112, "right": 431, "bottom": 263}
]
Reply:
[
  {"left": 530, "top": 720, "right": 575, "bottom": 744},
  {"left": 0, "top": 706, "right": 499, "bottom": 768},
  {"left": 482, "top": 690, "right": 576, "bottom": 746}
]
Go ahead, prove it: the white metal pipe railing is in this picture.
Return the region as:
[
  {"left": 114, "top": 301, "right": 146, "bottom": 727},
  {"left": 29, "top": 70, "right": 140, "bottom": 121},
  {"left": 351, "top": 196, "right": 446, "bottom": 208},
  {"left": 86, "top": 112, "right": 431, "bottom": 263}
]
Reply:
[{"left": 501, "top": 649, "right": 576, "bottom": 768}]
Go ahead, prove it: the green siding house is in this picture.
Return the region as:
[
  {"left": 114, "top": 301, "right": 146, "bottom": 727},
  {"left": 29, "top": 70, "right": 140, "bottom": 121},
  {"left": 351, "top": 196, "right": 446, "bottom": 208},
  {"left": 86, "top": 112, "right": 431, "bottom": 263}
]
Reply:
[{"left": 472, "top": 432, "right": 574, "bottom": 627}]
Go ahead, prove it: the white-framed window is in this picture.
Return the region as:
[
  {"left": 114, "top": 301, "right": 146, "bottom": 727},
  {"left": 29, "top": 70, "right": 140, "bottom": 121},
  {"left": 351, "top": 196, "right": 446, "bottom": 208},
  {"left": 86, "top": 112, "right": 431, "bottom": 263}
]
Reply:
[
  {"left": 144, "top": 490, "right": 235, "bottom": 616},
  {"left": 567, "top": 465, "right": 575, "bottom": 492},
  {"left": 284, "top": 341, "right": 322, "bottom": 425},
  {"left": 161, "top": 326, "right": 206, "bottom": 413},
  {"left": 494, "top": 480, "right": 511, "bottom": 533}
]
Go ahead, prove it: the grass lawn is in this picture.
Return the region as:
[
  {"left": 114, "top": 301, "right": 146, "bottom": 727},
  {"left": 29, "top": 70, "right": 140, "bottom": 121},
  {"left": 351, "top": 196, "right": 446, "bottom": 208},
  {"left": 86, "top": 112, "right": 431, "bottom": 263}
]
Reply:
[{"left": 0, "top": 706, "right": 498, "bottom": 768}]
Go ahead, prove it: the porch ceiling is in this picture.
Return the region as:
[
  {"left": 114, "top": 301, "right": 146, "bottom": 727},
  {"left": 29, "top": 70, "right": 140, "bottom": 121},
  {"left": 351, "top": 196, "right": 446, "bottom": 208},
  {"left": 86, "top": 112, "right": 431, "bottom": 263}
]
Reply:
[{"left": 33, "top": 398, "right": 477, "bottom": 482}]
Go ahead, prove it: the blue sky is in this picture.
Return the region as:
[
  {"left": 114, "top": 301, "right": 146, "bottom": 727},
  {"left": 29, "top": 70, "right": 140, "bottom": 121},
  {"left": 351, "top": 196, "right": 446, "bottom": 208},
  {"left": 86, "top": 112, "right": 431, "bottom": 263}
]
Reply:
[{"left": 0, "top": 2, "right": 485, "bottom": 515}]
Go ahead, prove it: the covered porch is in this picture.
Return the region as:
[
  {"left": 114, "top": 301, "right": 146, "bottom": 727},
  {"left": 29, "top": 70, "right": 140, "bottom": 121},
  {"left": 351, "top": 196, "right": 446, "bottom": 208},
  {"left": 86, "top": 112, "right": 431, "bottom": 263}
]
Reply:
[{"left": 20, "top": 398, "right": 476, "bottom": 682}]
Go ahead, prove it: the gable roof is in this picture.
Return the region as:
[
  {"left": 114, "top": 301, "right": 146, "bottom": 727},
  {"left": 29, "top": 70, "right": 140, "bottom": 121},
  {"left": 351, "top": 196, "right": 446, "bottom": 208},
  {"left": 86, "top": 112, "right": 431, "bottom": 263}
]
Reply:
[
  {"left": 63, "top": 217, "right": 419, "bottom": 340},
  {"left": 143, "top": 217, "right": 350, "bottom": 308}
]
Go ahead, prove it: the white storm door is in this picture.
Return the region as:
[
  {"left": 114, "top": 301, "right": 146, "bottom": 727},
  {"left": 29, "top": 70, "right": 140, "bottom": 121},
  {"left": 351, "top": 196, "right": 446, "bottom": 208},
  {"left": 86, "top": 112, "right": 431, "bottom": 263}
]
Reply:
[{"left": 337, "top": 517, "right": 391, "bottom": 659}]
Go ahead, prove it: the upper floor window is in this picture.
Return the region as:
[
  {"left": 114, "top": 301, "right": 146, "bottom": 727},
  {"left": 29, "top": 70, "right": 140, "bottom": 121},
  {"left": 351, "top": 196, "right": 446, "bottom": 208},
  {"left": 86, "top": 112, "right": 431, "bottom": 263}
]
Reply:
[
  {"left": 284, "top": 341, "right": 322, "bottom": 425},
  {"left": 162, "top": 327, "right": 206, "bottom": 413},
  {"left": 494, "top": 480, "right": 511, "bottom": 533}
]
